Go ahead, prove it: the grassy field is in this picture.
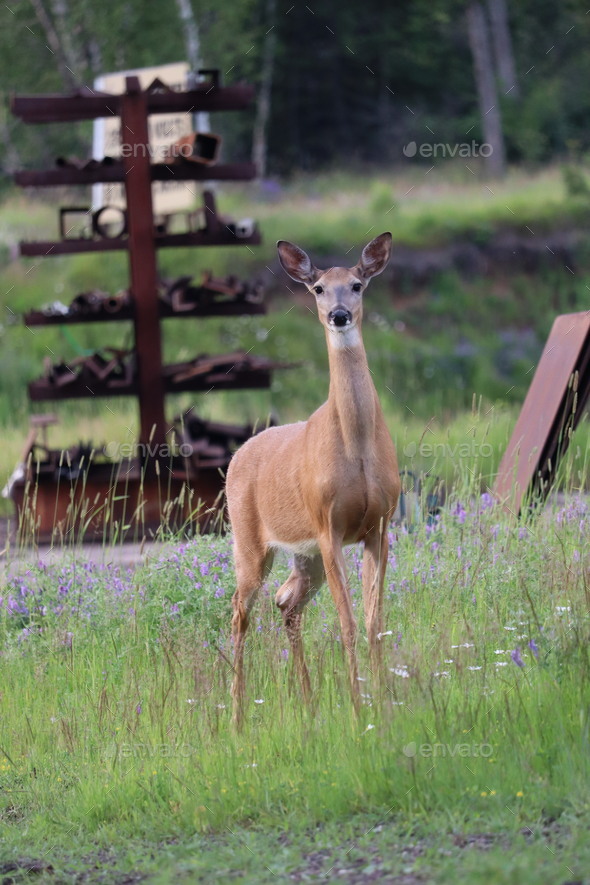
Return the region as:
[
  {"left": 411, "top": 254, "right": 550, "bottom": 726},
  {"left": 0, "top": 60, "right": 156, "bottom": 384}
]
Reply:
[
  {"left": 1, "top": 489, "right": 589, "bottom": 882},
  {"left": 1, "top": 164, "right": 590, "bottom": 881}
]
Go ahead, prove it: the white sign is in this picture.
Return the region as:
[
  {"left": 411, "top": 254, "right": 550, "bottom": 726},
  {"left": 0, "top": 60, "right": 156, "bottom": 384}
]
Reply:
[{"left": 92, "top": 61, "right": 195, "bottom": 216}]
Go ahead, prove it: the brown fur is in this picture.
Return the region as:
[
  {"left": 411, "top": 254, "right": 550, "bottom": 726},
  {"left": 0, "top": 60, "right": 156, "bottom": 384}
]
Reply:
[{"left": 226, "top": 233, "right": 400, "bottom": 725}]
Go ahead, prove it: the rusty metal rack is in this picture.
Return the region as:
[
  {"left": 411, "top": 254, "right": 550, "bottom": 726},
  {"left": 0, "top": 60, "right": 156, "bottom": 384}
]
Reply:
[{"left": 8, "top": 71, "right": 277, "bottom": 541}]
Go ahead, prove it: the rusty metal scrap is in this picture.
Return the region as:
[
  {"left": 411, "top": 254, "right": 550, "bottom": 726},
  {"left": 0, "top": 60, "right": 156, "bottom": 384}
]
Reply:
[
  {"left": 174, "top": 412, "right": 277, "bottom": 468},
  {"left": 159, "top": 271, "right": 264, "bottom": 311},
  {"left": 166, "top": 352, "right": 278, "bottom": 385},
  {"left": 163, "top": 131, "right": 222, "bottom": 166},
  {"left": 31, "top": 349, "right": 285, "bottom": 401},
  {"left": 41, "top": 348, "right": 134, "bottom": 390},
  {"left": 56, "top": 155, "right": 117, "bottom": 171}
]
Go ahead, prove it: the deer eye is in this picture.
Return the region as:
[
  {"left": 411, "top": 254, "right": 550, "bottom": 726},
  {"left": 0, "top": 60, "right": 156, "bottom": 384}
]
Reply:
[
  {"left": 313, "top": 285, "right": 324, "bottom": 295},
  {"left": 352, "top": 281, "right": 362, "bottom": 292}
]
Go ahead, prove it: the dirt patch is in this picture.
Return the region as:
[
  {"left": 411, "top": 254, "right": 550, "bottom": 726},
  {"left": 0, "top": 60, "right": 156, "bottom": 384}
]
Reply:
[{"left": 0, "top": 854, "right": 145, "bottom": 885}]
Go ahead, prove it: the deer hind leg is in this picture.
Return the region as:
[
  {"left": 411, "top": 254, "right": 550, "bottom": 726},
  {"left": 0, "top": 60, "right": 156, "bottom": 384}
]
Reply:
[
  {"left": 362, "top": 525, "right": 389, "bottom": 681},
  {"left": 319, "top": 538, "right": 360, "bottom": 712},
  {"left": 231, "top": 538, "right": 273, "bottom": 728},
  {"left": 275, "top": 552, "right": 325, "bottom": 701}
]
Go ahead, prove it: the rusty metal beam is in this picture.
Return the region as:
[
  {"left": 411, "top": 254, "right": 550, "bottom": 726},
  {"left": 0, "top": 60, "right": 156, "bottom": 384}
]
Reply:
[
  {"left": 24, "top": 300, "right": 265, "bottom": 326},
  {"left": 14, "top": 162, "right": 257, "bottom": 188},
  {"left": 10, "top": 84, "right": 255, "bottom": 124},
  {"left": 120, "top": 76, "right": 166, "bottom": 453},
  {"left": 19, "top": 227, "right": 261, "bottom": 257},
  {"left": 28, "top": 369, "right": 273, "bottom": 401},
  {"left": 494, "top": 311, "right": 590, "bottom": 513}
]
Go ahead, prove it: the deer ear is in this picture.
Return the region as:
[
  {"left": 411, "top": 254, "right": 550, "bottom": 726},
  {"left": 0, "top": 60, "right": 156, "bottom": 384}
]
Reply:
[
  {"left": 357, "top": 232, "right": 392, "bottom": 280},
  {"left": 277, "top": 240, "right": 318, "bottom": 284}
]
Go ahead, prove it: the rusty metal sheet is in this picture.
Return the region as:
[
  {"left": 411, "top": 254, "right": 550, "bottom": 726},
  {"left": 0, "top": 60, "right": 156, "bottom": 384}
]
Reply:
[{"left": 494, "top": 311, "right": 590, "bottom": 513}]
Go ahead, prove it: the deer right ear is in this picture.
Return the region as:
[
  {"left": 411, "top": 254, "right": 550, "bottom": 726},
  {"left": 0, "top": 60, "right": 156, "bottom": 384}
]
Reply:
[{"left": 277, "top": 240, "right": 318, "bottom": 285}]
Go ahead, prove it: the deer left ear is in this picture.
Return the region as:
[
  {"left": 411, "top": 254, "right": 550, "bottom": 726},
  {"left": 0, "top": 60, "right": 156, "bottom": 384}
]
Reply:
[
  {"left": 277, "top": 240, "right": 319, "bottom": 285},
  {"left": 356, "top": 232, "right": 392, "bottom": 280}
]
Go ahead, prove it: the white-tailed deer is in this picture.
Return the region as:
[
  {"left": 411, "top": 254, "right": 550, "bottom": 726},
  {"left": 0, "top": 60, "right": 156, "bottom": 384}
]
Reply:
[{"left": 226, "top": 233, "right": 400, "bottom": 724}]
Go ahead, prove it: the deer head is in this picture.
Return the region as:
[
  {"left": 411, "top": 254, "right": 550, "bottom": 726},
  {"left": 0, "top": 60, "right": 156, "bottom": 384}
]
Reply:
[{"left": 277, "top": 233, "right": 392, "bottom": 336}]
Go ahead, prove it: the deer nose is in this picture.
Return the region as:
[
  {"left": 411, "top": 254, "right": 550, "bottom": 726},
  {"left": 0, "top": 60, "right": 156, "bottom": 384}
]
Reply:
[{"left": 328, "top": 308, "right": 352, "bottom": 327}]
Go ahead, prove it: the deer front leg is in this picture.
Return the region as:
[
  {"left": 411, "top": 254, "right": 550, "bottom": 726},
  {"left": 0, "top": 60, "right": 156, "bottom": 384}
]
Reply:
[
  {"left": 320, "top": 539, "right": 360, "bottom": 713},
  {"left": 362, "top": 526, "right": 389, "bottom": 680},
  {"left": 231, "top": 542, "right": 273, "bottom": 728},
  {"left": 275, "top": 553, "right": 325, "bottom": 702}
]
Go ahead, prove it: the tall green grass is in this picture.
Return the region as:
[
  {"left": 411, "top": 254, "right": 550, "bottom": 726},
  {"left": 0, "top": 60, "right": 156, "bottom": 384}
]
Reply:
[{"left": 1, "top": 489, "right": 589, "bottom": 857}]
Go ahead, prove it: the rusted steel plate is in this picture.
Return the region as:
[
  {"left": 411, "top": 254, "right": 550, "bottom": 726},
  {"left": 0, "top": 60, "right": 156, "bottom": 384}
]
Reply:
[
  {"left": 494, "top": 311, "right": 590, "bottom": 513},
  {"left": 11, "top": 462, "right": 225, "bottom": 543}
]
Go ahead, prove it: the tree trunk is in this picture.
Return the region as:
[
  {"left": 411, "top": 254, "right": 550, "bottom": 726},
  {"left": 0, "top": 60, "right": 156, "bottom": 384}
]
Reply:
[
  {"left": 252, "top": 0, "right": 277, "bottom": 179},
  {"left": 0, "top": 108, "right": 21, "bottom": 175},
  {"left": 50, "top": 0, "right": 85, "bottom": 82},
  {"left": 28, "top": 0, "right": 79, "bottom": 89},
  {"left": 486, "top": 0, "right": 519, "bottom": 98},
  {"left": 175, "top": 0, "right": 209, "bottom": 133},
  {"left": 467, "top": 2, "right": 506, "bottom": 177}
]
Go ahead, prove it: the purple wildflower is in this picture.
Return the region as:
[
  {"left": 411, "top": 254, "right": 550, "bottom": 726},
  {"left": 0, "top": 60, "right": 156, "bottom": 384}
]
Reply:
[
  {"left": 480, "top": 492, "right": 494, "bottom": 510},
  {"left": 136, "top": 703, "right": 142, "bottom": 714},
  {"left": 528, "top": 639, "right": 539, "bottom": 659},
  {"left": 452, "top": 502, "right": 467, "bottom": 524},
  {"left": 511, "top": 647, "right": 525, "bottom": 668}
]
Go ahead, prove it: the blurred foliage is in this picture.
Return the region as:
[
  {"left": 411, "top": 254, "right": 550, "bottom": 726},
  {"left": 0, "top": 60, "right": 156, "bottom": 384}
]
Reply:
[{"left": 1, "top": 1, "right": 590, "bottom": 173}]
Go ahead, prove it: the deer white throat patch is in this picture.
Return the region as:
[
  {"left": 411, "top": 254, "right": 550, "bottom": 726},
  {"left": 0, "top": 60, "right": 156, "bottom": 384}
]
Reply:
[{"left": 328, "top": 325, "right": 362, "bottom": 350}]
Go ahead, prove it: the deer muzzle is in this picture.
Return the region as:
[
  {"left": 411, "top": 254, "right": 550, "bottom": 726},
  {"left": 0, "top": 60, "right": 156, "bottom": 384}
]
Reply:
[{"left": 328, "top": 308, "right": 352, "bottom": 327}]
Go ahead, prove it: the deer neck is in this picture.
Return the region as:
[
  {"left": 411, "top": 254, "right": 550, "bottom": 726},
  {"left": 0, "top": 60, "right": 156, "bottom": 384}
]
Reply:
[{"left": 325, "top": 325, "right": 378, "bottom": 457}]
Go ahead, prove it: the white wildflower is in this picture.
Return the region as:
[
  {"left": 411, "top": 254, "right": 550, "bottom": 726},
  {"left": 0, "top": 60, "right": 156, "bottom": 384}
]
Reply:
[
  {"left": 254, "top": 698, "right": 265, "bottom": 704},
  {"left": 390, "top": 667, "right": 410, "bottom": 678},
  {"left": 377, "top": 630, "right": 393, "bottom": 640},
  {"left": 467, "top": 665, "right": 482, "bottom": 671}
]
